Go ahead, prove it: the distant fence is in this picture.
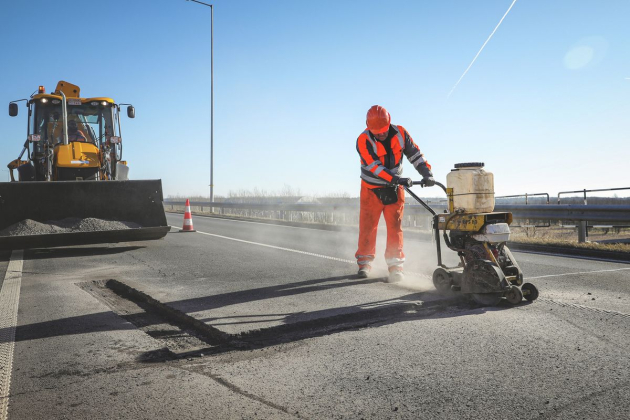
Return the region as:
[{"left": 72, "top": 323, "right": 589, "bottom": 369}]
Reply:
[
  {"left": 164, "top": 200, "right": 630, "bottom": 242},
  {"left": 557, "top": 187, "right": 630, "bottom": 205},
  {"left": 164, "top": 201, "right": 437, "bottom": 230}
]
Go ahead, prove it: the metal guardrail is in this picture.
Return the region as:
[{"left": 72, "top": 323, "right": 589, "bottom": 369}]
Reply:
[
  {"left": 556, "top": 187, "right": 630, "bottom": 240},
  {"left": 496, "top": 193, "right": 551, "bottom": 227},
  {"left": 496, "top": 193, "right": 550, "bottom": 205},
  {"left": 492, "top": 204, "right": 630, "bottom": 223},
  {"left": 558, "top": 187, "right": 630, "bottom": 205}
]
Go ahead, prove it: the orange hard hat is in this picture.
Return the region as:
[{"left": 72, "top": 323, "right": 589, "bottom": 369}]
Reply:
[{"left": 366, "top": 105, "right": 391, "bottom": 134}]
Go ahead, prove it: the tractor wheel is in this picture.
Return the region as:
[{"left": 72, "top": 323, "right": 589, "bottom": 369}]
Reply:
[
  {"left": 505, "top": 286, "right": 523, "bottom": 305},
  {"left": 521, "top": 283, "right": 539, "bottom": 301},
  {"left": 432, "top": 268, "right": 452, "bottom": 293}
]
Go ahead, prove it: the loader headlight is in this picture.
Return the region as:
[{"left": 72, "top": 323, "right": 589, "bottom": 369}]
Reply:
[
  {"left": 101, "top": 101, "right": 108, "bottom": 106},
  {"left": 52, "top": 99, "right": 60, "bottom": 104},
  {"left": 40, "top": 98, "right": 48, "bottom": 103}
]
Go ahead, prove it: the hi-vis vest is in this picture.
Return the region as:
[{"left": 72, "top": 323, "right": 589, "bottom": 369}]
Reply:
[{"left": 356, "top": 125, "right": 430, "bottom": 188}]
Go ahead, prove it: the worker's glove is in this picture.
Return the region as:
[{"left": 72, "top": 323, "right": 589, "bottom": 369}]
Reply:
[
  {"left": 420, "top": 177, "right": 435, "bottom": 188},
  {"left": 396, "top": 178, "right": 413, "bottom": 188}
]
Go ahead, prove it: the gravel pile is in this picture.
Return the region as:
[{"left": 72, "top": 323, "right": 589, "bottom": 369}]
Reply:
[{"left": 0, "top": 218, "right": 142, "bottom": 237}]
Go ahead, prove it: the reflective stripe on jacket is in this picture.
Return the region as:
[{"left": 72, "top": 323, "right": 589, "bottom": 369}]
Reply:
[{"left": 356, "top": 125, "right": 431, "bottom": 188}]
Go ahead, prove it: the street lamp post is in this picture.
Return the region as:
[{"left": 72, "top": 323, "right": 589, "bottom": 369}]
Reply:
[{"left": 186, "top": 0, "right": 214, "bottom": 204}]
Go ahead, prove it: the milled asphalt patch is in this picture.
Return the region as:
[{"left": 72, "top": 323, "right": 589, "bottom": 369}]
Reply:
[
  {"left": 81, "top": 279, "right": 229, "bottom": 351},
  {"left": 83, "top": 279, "right": 494, "bottom": 360}
]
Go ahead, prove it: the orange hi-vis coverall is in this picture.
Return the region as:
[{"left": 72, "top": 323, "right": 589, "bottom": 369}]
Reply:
[{"left": 355, "top": 124, "right": 432, "bottom": 272}]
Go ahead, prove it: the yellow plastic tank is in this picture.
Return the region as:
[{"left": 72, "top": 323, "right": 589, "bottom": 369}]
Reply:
[{"left": 446, "top": 163, "right": 495, "bottom": 213}]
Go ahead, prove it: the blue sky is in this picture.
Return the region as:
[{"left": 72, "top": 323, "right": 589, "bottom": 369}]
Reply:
[{"left": 1, "top": 0, "right": 629, "bottom": 198}]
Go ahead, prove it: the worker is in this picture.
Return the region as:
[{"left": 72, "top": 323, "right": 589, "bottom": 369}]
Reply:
[
  {"left": 67, "top": 119, "right": 87, "bottom": 142},
  {"left": 355, "top": 105, "right": 435, "bottom": 282}
]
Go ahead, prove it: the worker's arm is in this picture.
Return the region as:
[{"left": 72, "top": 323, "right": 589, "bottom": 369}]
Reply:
[
  {"left": 357, "top": 134, "right": 400, "bottom": 184},
  {"left": 399, "top": 126, "right": 433, "bottom": 179},
  {"left": 75, "top": 130, "right": 88, "bottom": 142}
]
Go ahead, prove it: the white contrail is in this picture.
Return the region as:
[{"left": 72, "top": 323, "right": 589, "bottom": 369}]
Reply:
[{"left": 448, "top": 0, "right": 519, "bottom": 98}]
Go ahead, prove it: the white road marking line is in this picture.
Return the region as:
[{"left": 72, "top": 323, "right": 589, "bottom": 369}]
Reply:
[
  {"left": 168, "top": 226, "right": 432, "bottom": 280},
  {"left": 170, "top": 226, "right": 354, "bottom": 264},
  {"left": 0, "top": 250, "right": 24, "bottom": 420},
  {"left": 526, "top": 267, "right": 630, "bottom": 280}
]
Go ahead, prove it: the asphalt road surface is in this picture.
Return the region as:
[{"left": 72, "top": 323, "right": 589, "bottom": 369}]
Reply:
[{"left": 1, "top": 213, "right": 629, "bottom": 419}]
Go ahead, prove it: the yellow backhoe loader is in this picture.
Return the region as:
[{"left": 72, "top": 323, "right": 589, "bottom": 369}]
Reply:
[{"left": 1, "top": 81, "right": 169, "bottom": 249}]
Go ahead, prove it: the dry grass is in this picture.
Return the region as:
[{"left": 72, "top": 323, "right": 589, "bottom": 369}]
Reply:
[
  {"left": 508, "top": 226, "right": 630, "bottom": 253},
  {"left": 510, "top": 236, "right": 630, "bottom": 253}
]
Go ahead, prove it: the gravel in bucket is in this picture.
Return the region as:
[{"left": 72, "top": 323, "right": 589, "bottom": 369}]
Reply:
[{"left": 0, "top": 218, "right": 142, "bottom": 237}]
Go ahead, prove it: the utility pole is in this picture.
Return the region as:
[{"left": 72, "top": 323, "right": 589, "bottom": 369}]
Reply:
[{"left": 186, "top": 0, "right": 214, "bottom": 203}]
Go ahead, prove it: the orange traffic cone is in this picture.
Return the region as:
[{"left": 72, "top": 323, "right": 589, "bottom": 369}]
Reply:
[{"left": 180, "top": 199, "right": 196, "bottom": 232}]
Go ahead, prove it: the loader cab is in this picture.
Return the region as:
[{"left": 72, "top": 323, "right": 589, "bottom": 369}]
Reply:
[
  {"left": 8, "top": 81, "right": 134, "bottom": 182},
  {"left": 29, "top": 97, "right": 118, "bottom": 148},
  {"left": 26, "top": 96, "right": 129, "bottom": 180}
]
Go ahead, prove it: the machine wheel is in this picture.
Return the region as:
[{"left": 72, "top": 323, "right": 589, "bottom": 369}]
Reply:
[
  {"left": 521, "top": 283, "right": 539, "bottom": 301},
  {"left": 462, "top": 259, "right": 505, "bottom": 294},
  {"left": 471, "top": 293, "right": 502, "bottom": 306},
  {"left": 505, "top": 286, "right": 523, "bottom": 305},
  {"left": 432, "top": 268, "right": 452, "bottom": 293}
]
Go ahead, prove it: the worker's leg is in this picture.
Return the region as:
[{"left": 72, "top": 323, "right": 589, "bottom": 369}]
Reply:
[
  {"left": 356, "top": 183, "right": 383, "bottom": 270},
  {"left": 383, "top": 186, "right": 405, "bottom": 272}
]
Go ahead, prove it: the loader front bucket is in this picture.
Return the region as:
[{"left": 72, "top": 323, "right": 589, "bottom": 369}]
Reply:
[{"left": 0, "top": 180, "right": 170, "bottom": 250}]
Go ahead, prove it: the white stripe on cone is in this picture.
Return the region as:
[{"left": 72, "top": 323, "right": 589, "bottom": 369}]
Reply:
[{"left": 180, "top": 199, "right": 196, "bottom": 232}]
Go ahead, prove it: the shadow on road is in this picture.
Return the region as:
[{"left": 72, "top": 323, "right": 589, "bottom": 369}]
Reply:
[
  {"left": 2, "top": 272, "right": 522, "bottom": 358},
  {"left": 9, "top": 311, "right": 136, "bottom": 343},
  {"left": 179, "top": 275, "right": 382, "bottom": 317},
  {"left": 1, "top": 274, "right": 372, "bottom": 344},
  {"left": 26, "top": 246, "right": 146, "bottom": 260},
  {"left": 228, "top": 291, "right": 515, "bottom": 350},
  {"left": 0, "top": 250, "right": 11, "bottom": 263}
]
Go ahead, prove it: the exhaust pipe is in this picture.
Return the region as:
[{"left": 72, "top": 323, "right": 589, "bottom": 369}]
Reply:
[{"left": 60, "top": 91, "right": 69, "bottom": 145}]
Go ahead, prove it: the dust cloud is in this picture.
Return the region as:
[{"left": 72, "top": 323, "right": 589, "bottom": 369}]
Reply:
[{"left": 234, "top": 215, "right": 444, "bottom": 293}]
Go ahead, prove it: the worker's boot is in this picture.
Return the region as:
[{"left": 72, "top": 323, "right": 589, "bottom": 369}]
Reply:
[
  {"left": 357, "top": 265, "right": 371, "bottom": 279},
  {"left": 388, "top": 267, "right": 404, "bottom": 283}
]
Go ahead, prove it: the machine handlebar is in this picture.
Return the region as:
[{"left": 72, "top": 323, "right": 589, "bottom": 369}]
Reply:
[
  {"left": 401, "top": 180, "right": 449, "bottom": 216},
  {"left": 412, "top": 180, "right": 447, "bottom": 193}
]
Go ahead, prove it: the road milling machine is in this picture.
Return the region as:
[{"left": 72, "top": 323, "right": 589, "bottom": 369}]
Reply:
[
  {"left": 407, "top": 163, "right": 539, "bottom": 306},
  {"left": 0, "top": 81, "right": 169, "bottom": 250}
]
